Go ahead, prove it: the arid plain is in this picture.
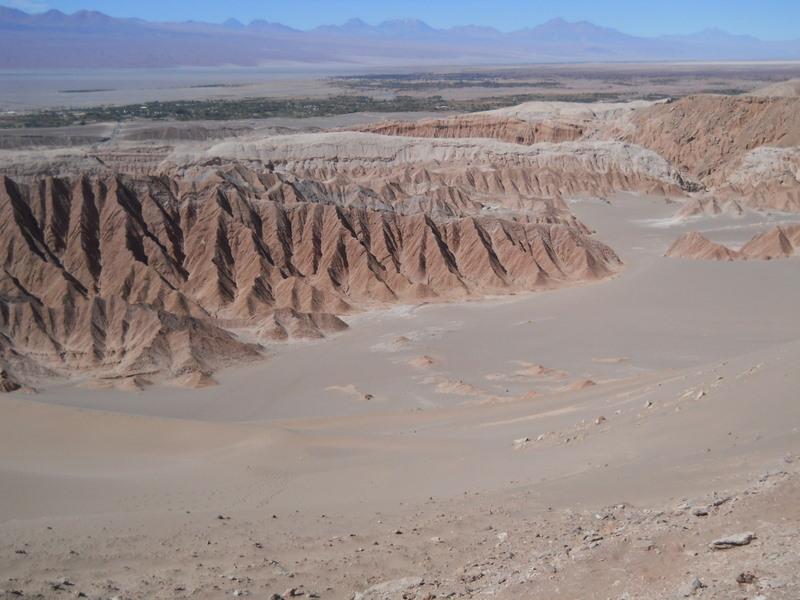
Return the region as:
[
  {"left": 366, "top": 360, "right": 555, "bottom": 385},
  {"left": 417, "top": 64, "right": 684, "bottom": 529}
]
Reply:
[{"left": 1, "top": 66, "right": 799, "bottom": 599}]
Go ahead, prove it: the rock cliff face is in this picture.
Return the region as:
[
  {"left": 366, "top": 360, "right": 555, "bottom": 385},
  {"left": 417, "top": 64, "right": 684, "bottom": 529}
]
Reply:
[
  {"left": 206, "top": 133, "right": 691, "bottom": 201},
  {"left": 0, "top": 161, "right": 622, "bottom": 387},
  {"left": 349, "top": 96, "right": 800, "bottom": 214},
  {"left": 625, "top": 95, "right": 800, "bottom": 184},
  {"left": 719, "top": 147, "right": 800, "bottom": 212},
  {"left": 354, "top": 101, "right": 655, "bottom": 144},
  {"left": 356, "top": 114, "right": 584, "bottom": 145}
]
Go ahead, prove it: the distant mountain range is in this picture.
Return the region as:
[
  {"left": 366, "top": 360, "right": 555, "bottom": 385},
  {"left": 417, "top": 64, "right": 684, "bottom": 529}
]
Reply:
[{"left": 2, "top": 7, "right": 800, "bottom": 69}]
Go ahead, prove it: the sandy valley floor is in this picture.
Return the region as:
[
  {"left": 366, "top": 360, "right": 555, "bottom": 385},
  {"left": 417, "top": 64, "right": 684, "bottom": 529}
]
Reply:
[{"left": 1, "top": 193, "right": 799, "bottom": 599}]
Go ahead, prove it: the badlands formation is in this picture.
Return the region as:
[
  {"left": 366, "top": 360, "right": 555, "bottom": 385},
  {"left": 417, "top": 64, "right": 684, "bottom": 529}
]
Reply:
[
  {"left": 0, "top": 99, "right": 705, "bottom": 390},
  {"left": 5, "top": 93, "right": 800, "bottom": 388},
  {"left": 1, "top": 84, "right": 800, "bottom": 600}
]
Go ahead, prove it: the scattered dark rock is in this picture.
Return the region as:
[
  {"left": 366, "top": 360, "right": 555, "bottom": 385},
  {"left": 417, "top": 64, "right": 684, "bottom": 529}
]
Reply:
[
  {"left": 680, "top": 576, "right": 706, "bottom": 597},
  {"left": 710, "top": 531, "right": 756, "bottom": 549},
  {"left": 736, "top": 571, "right": 757, "bottom": 584}
]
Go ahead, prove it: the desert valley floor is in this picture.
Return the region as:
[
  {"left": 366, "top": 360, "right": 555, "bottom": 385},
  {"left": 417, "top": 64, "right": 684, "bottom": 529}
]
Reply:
[
  {"left": 2, "top": 197, "right": 799, "bottom": 600},
  {"left": 1, "top": 82, "right": 800, "bottom": 599}
]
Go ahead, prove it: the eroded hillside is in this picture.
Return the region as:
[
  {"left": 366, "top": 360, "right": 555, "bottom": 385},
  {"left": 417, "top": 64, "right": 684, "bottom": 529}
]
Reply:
[
  {"left": 3, "top": 90, "right": 799, "bottom": 389},
  {"left": 0, "top": 155, "right": 624, "bottom": 388}
]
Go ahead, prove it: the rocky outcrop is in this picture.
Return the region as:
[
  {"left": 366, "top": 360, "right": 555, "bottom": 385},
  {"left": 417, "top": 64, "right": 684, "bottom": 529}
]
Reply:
[
  {"left": 626, "top": 95, "right": 800, "bottom": 184},
  {"left": 353, "top": 96, "right": 800, "bottom": 214},
  {"left": 354, "top": 100, "right": 656, "bottom": 145},
  {"left": 258, "top": 309, "right": 349, "bottom": 341},
  {"left": 207, "top": 133, "right": 692, "bottom": 201},
  {"left": 665, "top": 225, "right": 800, "bottom": 261},
  {"left": 719, "top": 147, "right": 800, "bottom": 213},
  {"left": 674, "top": 197, "right": 744, "bottom": 220},
  {"left": 739, "top": 224, "right": 800, "bottom": 259},
  {"left": 665, "top": 232, "right": 741, "bottom": 261},
  {"left": 0, "top": 369, "right": 21, "bottom": 392},
  {"left": 356, "top": 114, "right": 584, "bottom": 145}
]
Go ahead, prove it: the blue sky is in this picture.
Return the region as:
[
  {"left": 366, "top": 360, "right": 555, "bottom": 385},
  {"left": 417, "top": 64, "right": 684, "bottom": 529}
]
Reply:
[{"left": 5, "top": 0, "right": 800, "bottom": 40}]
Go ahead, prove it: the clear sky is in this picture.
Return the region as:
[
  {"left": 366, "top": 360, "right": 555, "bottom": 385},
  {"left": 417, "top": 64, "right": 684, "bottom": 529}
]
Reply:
[{"left": 5, "top": 0, "right": 800, "bottom": 40}]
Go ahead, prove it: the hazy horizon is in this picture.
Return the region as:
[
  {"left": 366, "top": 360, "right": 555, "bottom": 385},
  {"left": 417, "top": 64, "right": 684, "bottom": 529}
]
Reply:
[{"left": 3, "top": 0, "right": 800, "bottom": 41}]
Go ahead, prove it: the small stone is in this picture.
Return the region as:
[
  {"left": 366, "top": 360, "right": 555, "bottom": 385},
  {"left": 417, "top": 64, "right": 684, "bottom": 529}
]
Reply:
[
  {"left": 710, "top": 531, "right": 756, "bottom": 550},
  {"left": 736, "top": 571, "right": 756, "bottom": 584},
  {"left": 638, "top": 539, "right": 656, "bottom": 551},
  {"left": 680, "top": 576, "right": 705, "bottom": 597},
  {"left": 692, "top": 506, "right": 709, "bottom": 517},
  {"left": 595, "top": 416, "right": 606, "bottom": 425}
]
